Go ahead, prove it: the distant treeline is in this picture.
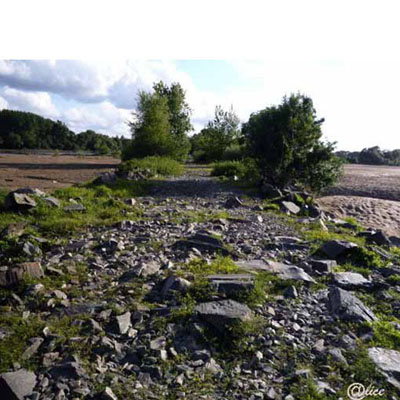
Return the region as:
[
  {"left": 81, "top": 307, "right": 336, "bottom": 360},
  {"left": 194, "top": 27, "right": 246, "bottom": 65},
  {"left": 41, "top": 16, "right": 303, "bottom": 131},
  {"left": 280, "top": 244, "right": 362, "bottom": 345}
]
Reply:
[
  {"left": 0, "top": 109, "right": 128, "bottom": 155},
  {"left": 336, "top": 146, "right": 400, "bottom": 166}
]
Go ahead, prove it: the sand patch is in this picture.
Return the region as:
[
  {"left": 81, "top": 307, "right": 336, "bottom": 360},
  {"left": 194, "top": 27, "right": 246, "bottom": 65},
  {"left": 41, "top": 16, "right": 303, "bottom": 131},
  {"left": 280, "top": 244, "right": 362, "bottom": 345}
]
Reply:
[{"left": 317, "top": 195, "right": 400, "bottom": 237}]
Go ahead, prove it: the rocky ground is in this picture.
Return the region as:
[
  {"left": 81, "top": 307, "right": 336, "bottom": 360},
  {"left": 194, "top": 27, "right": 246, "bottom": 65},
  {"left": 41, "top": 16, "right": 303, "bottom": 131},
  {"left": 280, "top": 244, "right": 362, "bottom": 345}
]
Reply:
[{"left": 1, "top": 166, "right": 400, "bottom": 399}]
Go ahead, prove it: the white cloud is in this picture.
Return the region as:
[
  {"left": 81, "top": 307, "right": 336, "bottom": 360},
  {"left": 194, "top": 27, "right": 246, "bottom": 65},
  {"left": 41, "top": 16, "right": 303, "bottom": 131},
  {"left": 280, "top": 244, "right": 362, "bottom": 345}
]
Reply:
[
  {"left": 0, "top": 87, "right": 58, "bottom": 117},
  {"left": 0, "top": 96, "right": 8, "bottom": 110},
  {"left": 61, "top": 101, "right": 132, "bottom": 137}
]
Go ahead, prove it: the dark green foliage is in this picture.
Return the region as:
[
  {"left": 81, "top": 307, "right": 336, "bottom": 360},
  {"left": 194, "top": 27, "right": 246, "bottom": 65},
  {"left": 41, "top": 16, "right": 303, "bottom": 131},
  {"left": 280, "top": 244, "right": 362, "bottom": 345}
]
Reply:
[
  {"left": 242, "top": 94, "right": 343, "bottom": 192},
  {"left": 119, "top": 156, "right": 184, "bottom": 177},
  {"left": 0, "top": 109, "right": 124, "bottom": 153},
  {"left": 191, "top": 105, "right": 241, "bottom": 162},
  {"left": 338, "top": 146, "right": 400, "bottom": 166},
  {"left": 211, "top": 161, "right": 247, "bottom": 179},
  {"left": 123, "top": 81, "right": 192, "bottom": 161}
]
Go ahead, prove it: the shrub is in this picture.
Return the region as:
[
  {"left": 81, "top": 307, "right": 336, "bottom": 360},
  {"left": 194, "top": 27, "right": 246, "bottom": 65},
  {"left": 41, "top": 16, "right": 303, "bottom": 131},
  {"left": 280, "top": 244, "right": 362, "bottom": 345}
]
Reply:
[
  {"left": 211, "top": 161, "right": 247, "bottom": 179},
  {"left": 119, "top": 156, "right": 184, "bottom": 177},
  {"left": 242, "top": 93, "right": 343, "bottom": 192},
  {"left": 190, "top": 105, "right": 241, "bottom": 163}
]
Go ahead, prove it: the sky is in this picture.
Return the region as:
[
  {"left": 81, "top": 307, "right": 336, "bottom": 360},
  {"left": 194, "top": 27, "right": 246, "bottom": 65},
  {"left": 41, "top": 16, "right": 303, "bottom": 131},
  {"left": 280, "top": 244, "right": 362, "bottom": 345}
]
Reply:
[{"left": 1, "top": 1, "right": 400, "bottom": 151}]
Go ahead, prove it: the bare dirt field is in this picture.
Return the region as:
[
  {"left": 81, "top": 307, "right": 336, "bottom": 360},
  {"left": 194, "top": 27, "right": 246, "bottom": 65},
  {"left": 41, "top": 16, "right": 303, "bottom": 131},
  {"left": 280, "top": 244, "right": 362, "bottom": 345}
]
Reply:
[
  {"left": 0, "top": 153, "right": 120, "bottom": 191},
  {"left": 318, "top": 164, "right": 400, "bottom": 236}
]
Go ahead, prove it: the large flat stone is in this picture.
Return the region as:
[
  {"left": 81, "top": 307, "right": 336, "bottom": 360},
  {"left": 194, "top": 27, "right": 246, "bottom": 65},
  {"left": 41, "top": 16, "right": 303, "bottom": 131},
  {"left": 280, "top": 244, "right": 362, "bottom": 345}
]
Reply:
[
  {"left": 207, "top": 274, "right": 255, "bottom": 296},
  {"left": 328, "top": 286, "right": 376, "bottom": 323},
  {"left": 0, "top": 262, "right": 44, "bottom": 287},
  {"left": 368, "top": 347, "right": 400, "bottom": 389},
  {"left": 195, "top": 300, "right": 253, "bottom": 332},
  {"left": 235, "top": 260, "right": 315, "bottom": 283},
  {"left": 0, "top": 369, "right": 36, "bottom": 400},
  {"left": 332, "top": 272, "right": 371, "bottom": 289},
  {"left": 321, "top": 240, "right": 358, "bottom": 259},
  {"left": 4, "top": 192, "right": 36, "bottom": 211}
]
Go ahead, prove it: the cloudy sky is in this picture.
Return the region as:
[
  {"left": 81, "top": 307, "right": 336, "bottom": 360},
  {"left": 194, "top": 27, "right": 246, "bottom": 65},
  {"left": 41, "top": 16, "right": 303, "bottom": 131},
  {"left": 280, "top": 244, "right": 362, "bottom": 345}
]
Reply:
[
  {"left": 1, "top": 2, "right": 399, "bottom": 151},
  {"left": 0, "top": 58, "right": 399, "bottom": 151}
]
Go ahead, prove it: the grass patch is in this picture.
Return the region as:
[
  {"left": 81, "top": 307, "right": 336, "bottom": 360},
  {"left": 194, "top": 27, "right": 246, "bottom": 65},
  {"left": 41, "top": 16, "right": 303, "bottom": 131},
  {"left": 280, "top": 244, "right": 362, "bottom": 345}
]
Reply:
[
  {"left": 211, "top": 160, "right": 246, "bottom": 179},
  {"left": 119, "top": 156, "right": 184, "bottom": 177},
  {"left": 369, "top": 319, "right": 400, "bottom": 349},
  {"left": 0, "top": 179, "right": 149, "bottom": 240}
]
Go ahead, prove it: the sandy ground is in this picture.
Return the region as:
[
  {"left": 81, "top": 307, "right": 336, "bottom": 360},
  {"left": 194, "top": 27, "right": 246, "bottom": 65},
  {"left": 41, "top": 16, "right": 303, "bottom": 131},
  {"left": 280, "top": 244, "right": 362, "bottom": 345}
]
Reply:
[
  {"left": 0, "top": 153, "right": 119, "bottom": 191},
  {"left": 318, "top": 164, "right": 400, "bottom": 236}
]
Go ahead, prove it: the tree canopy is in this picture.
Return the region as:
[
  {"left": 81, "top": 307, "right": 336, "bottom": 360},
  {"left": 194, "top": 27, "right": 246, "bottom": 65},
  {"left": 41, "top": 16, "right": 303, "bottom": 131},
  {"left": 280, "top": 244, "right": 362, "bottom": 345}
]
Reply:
[
  {"left": 190, "top": 105, "right": 241, "bottom": 162},
  {"left": 0, "top": 109, "right": 124, "bottom": 154},
  {"left": 123, "top": 81, "right": 192, "bottom": 161},
  {"left": 242, "top": 93, "right": 342, "bottom": 192}
]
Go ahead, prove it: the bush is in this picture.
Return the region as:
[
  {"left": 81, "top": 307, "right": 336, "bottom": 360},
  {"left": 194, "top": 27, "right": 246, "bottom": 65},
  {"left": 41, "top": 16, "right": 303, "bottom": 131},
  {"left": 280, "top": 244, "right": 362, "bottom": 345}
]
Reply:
[
  {"left": 242, "top": 93, "right": 343, "bottom": 192},
  {"left": 211, "top": 161, "right": 247, "bottom": 179},
  {"left": 119, "top": 156, "right": 184, "bottom": 177},
  {"left": 190, "top": 105, "right": 241, "bottom": 163}
]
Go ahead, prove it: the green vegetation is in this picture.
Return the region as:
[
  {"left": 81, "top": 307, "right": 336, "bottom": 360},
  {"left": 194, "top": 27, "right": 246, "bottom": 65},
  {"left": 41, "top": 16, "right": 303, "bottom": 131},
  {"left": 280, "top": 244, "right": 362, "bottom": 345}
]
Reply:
[
  {"left": 191, "top": 105, "right": 242, "bottom": 162},
  {"left": 122, "top": 81, "right": 192, "bottom": 161},
  {"left": 0, "top": 109, "right": 125, "bottom": 154},
  {"left": 119, "top": 156, "right": 184, "bottom": 177},
  {"left": 211, "top": 160, "right": 247, "bottom": 179},
  {"left": 370, "top": 319, "right": 400, "bottom": 349},
  {"left": 242, "top": 93, "right": 343, "bottom": 192},
  {"left": 337, "top": 145, "right": 400, "bottom": 166},
  {"left": 0, "top": 179, "right": 149, "bottom": 238}
]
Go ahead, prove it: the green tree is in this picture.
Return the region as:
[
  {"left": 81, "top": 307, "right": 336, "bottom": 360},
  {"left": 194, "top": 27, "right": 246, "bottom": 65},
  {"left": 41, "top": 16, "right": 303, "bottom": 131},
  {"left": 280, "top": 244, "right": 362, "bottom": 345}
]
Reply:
[
  {"left": 153, "top": 81, "right": 192, "bottom": 160},
  {"left": 242, "top": 93, "right": 342, "bottom": 192},
  {"left": 123, "top": 82, "right": 193, "bottom": 161},
  {"left": 191, "top": 105, "right": 241, "bottom": 162},
  {"left": 122, "top": 90, "right": 174, "bottom": 160}
]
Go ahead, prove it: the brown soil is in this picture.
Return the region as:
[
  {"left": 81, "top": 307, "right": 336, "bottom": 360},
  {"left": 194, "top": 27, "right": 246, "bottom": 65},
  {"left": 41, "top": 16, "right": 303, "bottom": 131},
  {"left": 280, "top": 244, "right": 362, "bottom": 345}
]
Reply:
[
  {"left": 0, "top": 153, "right": 120, "bottom": 192},
  {"left": 318, "top": 164, "right": 400, "bottom": 236}
]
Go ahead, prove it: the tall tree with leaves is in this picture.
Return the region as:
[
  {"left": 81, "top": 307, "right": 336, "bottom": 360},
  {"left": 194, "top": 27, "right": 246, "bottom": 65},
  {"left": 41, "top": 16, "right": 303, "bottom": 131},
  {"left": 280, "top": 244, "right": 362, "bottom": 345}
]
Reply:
[
  {"left": 242, "top": 93, "right": 342, "bottom": 192},
  {"left": 123, "top": 90, "right": 174, "bottom": 160},
  {"left": 123, "top": 81, "right": 192, "bottom": 161},
  {"left": 153, "top": 81, "right": 192, "bottom": 160},
  {"left": 191, "top": 105, "right": 241, "bottom": 162}
]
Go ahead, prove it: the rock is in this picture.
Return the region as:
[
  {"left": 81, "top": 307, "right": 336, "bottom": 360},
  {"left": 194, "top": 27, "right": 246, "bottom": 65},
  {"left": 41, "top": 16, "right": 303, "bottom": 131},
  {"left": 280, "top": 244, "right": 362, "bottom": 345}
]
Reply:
[
  {"left": 174, "top": 231, "right": 231, "bottom": 256},
  {"left": 136, "top": 261, "right": 161, "bottom": 277},
  {"left": 368, "top": 347, "right": 400, "bottom": 389},
  {"left": 14, "top": 187, "right": 46, "bottom": 197},
  {"left": 281, "top": 201, "right": 300, "bottom": 215},
  {"left": 125, "top": 198, "right": 137, "bottom": 206},
  {"left": 321, "top": 240, "right": 358, "bottom": 259},
  {"left": 150, "top": 336, "right": 166, "bottom": 350},
  {"left": 236, "top": 259, "right": 315, "bottom": 282},
  {"left": 309, "top": 259, "right": 337, "bottom": 274},
  {"left": 21, "top": 337, "right": 44, "bottom": 360},
  {"left": 195, "top": 300, "right": 253, "bottom": 332},
  {"left": 101, "top": 387, "right": 118, "bottom": 400},
  {"left": 283, "top": 285, "right": 298, "bottom": 299},
  {"left": 93, "top": 171, "right": 117, "bottom": 185},
  {"left": 0, "top": 262, "right": 44, "bottom": 287},
  {"left": 261, "top": 183, "right": 282, "bottom": 198},
  {"left": 364, "top": 230, "right": 391, "bottom": 246},
  {"left": 22, "top": 241, "right": 41, "bottom": 257},
  {"left": 206, "top": 274, "right": 255, "bottom": 296},
  {"left": 225, "top": 196, "right": 243, "bottom": 208},
  {"left": 0, "top": 369, "right": 36, "bottom": 400},
  {"left": 50, "top": 356, "right": 86, "bottom": 379},
  {"left": 328, "top": 286, "right": 376, "bottom": 323},
  {"left": 63, "top": 203, "right": 86, "bottom": 212},
  {"left": 43, "top": 196, "right": 60, "bottom": 207},
  {"left": 161, "top": 276, "right": 191, "bottom": 298},
  {"left": 4, "top": 192, "right": 37, "bottom": 211},
  {"left": 332, "top": 272, "right": 371, "bottom": 289},
  {"left": 0, "top": 222, "right": 26, "bottom": 238},
  {"left": 115, "top": 312, "right": 132, "bottom": 335}
]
